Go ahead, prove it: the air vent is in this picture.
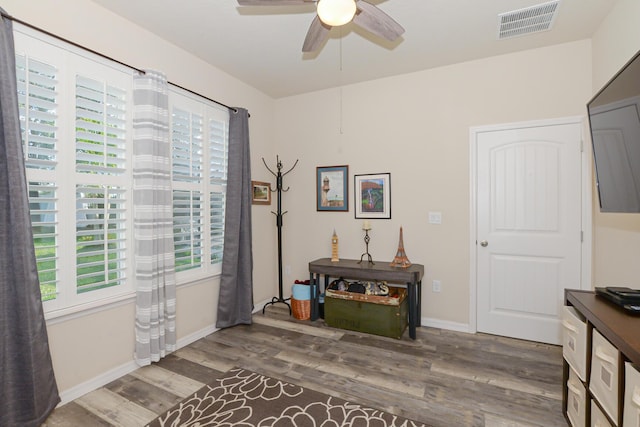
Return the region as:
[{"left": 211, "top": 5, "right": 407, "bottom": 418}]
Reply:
[{"left": 498, "top": 0, "right": 561, "bottom": 39}]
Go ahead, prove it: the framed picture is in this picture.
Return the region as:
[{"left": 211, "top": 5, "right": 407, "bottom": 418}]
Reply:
[
  {"left": 251, "top": 181, "right": 271, "bottom": 205},
  {"left": 316, "top": 165, "right": 349, "bottom": 212},
  {"left": 354, "top": 173, "right": 391, "bottom": 219}
]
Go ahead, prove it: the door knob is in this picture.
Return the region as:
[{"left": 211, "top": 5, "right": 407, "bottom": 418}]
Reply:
[{"left": 480, "top": 240, "right": 488, "bottom": 247}]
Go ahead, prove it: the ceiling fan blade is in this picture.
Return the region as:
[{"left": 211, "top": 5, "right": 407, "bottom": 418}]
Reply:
[
  {"left": 237, "top": 0, "right": 313, "bottom": 5},
  {"left": 302, "top": 15, "right": 331, "bottom": 52},
  {"left": 352, "top": 0, "right": 405, "bottom": 42}
]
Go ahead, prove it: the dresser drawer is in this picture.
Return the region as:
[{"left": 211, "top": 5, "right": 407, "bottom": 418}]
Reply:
[
  {"left": 590, "top": 329, "right": 621, "bottom": 425},
  {"left": 563, "top": 305, "right": 588, "bottom": 381},
  {"left": 624, "top": 362, "right": 640, "bottom": 427},
  {"left": 591, "top": 400, "right": 614, "bottom": 427},
  {"left": 568, "top": 366, "right": 588, "bottom": 427}
]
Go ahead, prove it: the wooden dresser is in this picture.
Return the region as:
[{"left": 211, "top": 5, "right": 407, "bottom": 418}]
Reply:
[{"left": 563, "top": 290, "right": 640, "bottom": 426}]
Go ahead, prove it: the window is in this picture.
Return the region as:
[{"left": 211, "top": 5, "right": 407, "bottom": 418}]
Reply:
[
  {"left": 14, "top": 24, "right": 230, "bottom": 315},
  {"left": 15, "top": 26, "right": 134, "bottom": 314},
  {"left": 170, "top": 90, "right": 229, "bottom": 279}
]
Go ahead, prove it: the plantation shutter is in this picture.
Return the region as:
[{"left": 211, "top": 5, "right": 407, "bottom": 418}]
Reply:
[
  {"left": 173, "top": 190, "right": 203, "bottom": 271},
  {"left": 75, "top": 185, "right": 127, "bottom": 292},
  {"left": 75, "top": 74, "right": 128, "bottom": 294},
  {"left": 209, "top": 116, "right": 227, "bottom": 265},
  {"left": 16, "top": 52, "right": 60, "bottom": 302},
  {"left": 75, "top": 75, "right": 126, "bottom": 175},
  {"left": 15, "top": 22, "right": 134, "bottom": 311},
  {"left": 16, "top": 54, "right": 58, "bottom": 170},
  {"left": 209, "top": 117, "right": 227, "bottom": 184},
  {"left": 172, "top": 108, "right": 204, "bottom": 271},
  {"left": 172, "top": 108, "right": 203, "bottom": 183},
  {"left": 28, "top": 182, "right": 58, "bottom": 301}
]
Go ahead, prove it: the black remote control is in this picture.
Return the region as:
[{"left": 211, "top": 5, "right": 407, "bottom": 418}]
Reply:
[{"left": 607, "top": 286, "right": 640, "bottom": 297}]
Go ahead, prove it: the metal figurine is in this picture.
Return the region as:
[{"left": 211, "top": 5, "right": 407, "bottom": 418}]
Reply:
[
  {"left": 262, "top": 155, "right": 299, "bottom": 315},
  {"left": 390, "top": 226, "right": 412, "bottom": 268}
]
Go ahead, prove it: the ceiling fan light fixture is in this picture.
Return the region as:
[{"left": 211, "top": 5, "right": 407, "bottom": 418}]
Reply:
[{"left": 317, "top": 0, "right": 357, "bottom": 27}]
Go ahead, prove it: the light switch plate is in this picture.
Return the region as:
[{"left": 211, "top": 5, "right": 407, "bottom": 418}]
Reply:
[{"left": 428, "top": 211, "right": 442, "bottom": 224}]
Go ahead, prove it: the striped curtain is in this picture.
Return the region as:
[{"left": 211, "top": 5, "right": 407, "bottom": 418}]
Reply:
[{"left": 133, "top": 70, "right": 176, "bottom": 366}]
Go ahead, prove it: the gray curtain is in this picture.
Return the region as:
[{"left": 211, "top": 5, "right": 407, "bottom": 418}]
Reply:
[
  {"left": 133, "top": 70, "right": 177, "bottom": 366},
  {"left": 216, "top": 108, "right": 254, "bottom": 328},
  {"left": 0, "top": 10, "right": 60, "bottom": 426}
]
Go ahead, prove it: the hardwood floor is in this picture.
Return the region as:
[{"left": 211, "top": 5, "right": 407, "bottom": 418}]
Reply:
[{"left": 43, "top": 306, "right": 568, "bottom": 426}]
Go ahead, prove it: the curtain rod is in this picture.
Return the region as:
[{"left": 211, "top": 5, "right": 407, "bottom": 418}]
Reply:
[{"left": 0, "top": 11, "right": 245, "bottom": 115}]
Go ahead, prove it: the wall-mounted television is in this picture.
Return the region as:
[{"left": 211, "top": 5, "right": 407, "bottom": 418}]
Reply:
[{"left": 587, "top": 49, "right": 640, "bottom": 213}]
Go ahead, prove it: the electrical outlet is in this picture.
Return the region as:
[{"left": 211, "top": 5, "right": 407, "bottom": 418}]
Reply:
[
  {"left": 285, "top": 265, "right": 291, "bottom": 276},
  {"left": 432, "top": 280, "right": 441, "bottom": 293}
]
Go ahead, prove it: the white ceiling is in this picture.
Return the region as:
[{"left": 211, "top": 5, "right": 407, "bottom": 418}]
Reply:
[{"left": 90, "top": 0, "right": 617, "bottom": 98}]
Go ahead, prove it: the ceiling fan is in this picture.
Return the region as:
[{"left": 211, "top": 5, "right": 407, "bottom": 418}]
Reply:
[{"left": 236, "top": 0, "right": 405, "bottom": 52}]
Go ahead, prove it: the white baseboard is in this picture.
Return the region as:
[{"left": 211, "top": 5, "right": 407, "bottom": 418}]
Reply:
[
  {"left": 255, "top": 298, "right": 473, "bottom": 335},
  {"left": 58, "top": 323, "right": 219, "bottom": 406},
  {"left": 176, "top": 324, "right": 219, "bottom": 349},
  {"left": 253, "top": 297, "right": 287, "bottom": 313},
  {"left": 58, "top": 359, "right": 138, "bottom": 405},
  {"left": 421, "top": 317, "right": 471, "bottom": 333}
]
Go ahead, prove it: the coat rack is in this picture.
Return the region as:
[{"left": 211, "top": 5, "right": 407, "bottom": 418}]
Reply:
[{"left": 262, "top": 155, "right": 299, "bottom": 315}]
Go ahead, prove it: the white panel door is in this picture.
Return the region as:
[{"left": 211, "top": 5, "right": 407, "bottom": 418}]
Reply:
[{"left": 476, "top": 121, "right": 582, "bottom": 344}]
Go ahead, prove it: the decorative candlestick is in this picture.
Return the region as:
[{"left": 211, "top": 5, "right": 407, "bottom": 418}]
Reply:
[
  {"left": 331, "top": 229, "right": 339, "bottom": 262},
  {"left": 358, "top": 220, "right": 374, "bottom": 264}
]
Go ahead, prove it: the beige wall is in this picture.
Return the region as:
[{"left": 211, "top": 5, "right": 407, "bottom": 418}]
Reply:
[
  {"left": 274, "top": 40, "right": 593, "bottom": 326},
  {"left": 2, "top": 0, "right": 277, "bottom": 399},
  {"left": 590, "top": 0, "right": 640, "bottom": 287}
]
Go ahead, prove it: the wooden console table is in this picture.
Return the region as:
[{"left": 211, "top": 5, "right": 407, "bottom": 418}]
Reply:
[{"left": 308, "top": 258, "right": 424, "bottom": 339}]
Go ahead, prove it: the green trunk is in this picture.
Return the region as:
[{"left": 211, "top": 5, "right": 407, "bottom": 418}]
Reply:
[{"left": 324, "top": 294, "right": 408, "bottom": 339}]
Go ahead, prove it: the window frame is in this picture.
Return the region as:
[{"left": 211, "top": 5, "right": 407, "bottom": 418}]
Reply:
[
  {"left": 169, "top": 87, "right": 229, "bottom": 284},
  {"left": 14, "top": 24, "right": 137, "bottom": 316},
  {"left": 14, "top": 23, "right": 230, "bottom": 319}
]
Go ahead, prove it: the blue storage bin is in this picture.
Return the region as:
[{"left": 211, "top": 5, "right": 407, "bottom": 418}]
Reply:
[{"left": 292, "top": 283, "right": 310, "bottom": 300}]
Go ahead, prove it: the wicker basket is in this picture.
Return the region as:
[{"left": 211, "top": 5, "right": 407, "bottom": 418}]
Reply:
[{"left": 291, "top": 297, "right": 310, "bottom": 320}]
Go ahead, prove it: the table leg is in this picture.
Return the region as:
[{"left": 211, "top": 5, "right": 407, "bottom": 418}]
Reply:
[
  {"left": 322, "top": 275, "right": 330, "bottom": 320},
  {"left": 407, "top": 281, "right": 416, "bottom": 339},
  {"left": 417, "top": 280, "right": 422, "bottom": 328},
  {"left": 310, "top": 273, "right": 319, "bottom": 321}
]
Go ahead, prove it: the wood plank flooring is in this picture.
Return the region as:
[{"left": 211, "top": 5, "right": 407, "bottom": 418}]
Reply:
[{"left": 42, "top": 306, "right": 568, "bottom": 426}]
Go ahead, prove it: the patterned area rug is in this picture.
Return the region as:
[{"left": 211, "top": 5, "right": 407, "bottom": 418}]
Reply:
[{"left": 146, "top": 367, "right": 427, "bottom": 426}]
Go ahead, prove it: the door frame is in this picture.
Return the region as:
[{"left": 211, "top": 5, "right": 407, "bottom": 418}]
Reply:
[{"left": 468, "top": 116, "right": 592, "bottom": 334}]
